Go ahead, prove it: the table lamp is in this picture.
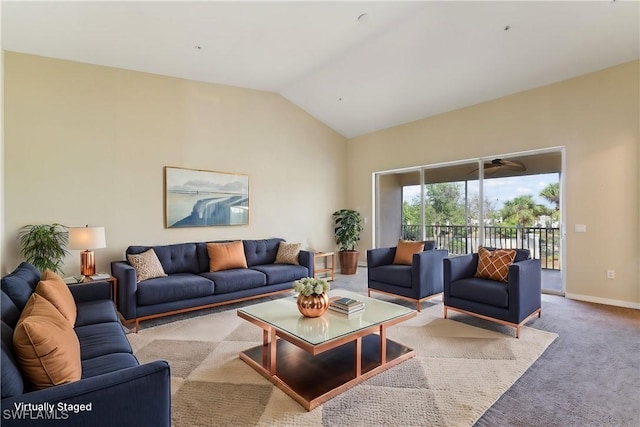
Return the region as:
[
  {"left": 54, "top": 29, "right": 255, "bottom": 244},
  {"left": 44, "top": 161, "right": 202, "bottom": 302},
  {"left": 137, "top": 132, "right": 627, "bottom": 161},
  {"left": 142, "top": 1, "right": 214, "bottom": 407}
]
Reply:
[{"left": 69, "top": 225, "right": 106, "bottom": 278}]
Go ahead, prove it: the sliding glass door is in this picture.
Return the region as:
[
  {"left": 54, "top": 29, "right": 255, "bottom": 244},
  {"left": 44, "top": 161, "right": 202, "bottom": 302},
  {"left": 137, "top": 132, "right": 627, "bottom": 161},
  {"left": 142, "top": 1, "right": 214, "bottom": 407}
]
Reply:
[{"left": 375, "top": 149, "right": 563, "bottom": 294}]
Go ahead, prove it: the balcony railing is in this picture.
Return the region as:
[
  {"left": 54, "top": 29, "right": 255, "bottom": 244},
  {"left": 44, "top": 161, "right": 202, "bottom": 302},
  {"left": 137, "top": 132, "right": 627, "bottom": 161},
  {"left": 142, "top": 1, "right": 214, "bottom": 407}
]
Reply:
[{"left": 401, "top": 224, "right": 560, "bottom": 270}]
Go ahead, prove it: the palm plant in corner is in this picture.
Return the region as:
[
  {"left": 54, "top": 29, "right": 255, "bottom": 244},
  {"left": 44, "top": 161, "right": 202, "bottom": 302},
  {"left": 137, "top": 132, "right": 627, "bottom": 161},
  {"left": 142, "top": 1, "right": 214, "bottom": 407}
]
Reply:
[
  {"left": 332, "top": 209, "right": 363, "bottom": 275},
  {"left": 18, "top": 223, "right": 69, "bottom": 274}
]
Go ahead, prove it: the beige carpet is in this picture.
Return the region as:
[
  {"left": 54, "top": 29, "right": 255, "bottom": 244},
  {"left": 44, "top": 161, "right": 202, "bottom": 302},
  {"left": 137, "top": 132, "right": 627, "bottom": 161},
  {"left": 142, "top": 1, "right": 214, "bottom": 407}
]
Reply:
[{"left": 127, "top": 301, "right": 557, "bottom": 427}]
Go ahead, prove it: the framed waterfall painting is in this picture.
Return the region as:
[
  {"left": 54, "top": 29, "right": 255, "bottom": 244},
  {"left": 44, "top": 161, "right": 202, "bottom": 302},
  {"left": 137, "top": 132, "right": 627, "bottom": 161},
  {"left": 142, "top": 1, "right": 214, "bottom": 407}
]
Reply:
[{"left": 164, "top": 166, "right": 250, "bottom": 228}]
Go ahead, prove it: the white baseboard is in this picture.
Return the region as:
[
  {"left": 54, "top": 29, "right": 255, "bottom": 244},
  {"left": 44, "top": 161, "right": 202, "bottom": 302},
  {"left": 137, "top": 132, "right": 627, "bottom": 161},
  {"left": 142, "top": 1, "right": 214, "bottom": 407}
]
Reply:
[{"left": 565, "top": 293, "right": 640, "bottom": 310}]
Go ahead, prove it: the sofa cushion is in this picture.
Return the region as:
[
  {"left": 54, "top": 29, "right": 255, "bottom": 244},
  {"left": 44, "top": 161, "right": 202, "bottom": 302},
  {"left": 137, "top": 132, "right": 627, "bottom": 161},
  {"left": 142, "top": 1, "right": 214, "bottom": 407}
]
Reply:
[
  {"left": 250, "top": 264, "right": 309, "bottom": 285},
  {"left": 274, "top": 242, "right": 301, "bottom": 265},
  {"left": 154, "top": 243, "right": 200, "bottom": 274},
  {"left": 74, "top": 322, "right": 133, "bottom": 360},
  {"left": 35, "top": 269, "right": 77, "bottom": 326},
  {"left": 243, "top": 238, "right": 283, "bottom": 267},
  {"left": 369, "top": 265, "right": 413, "bottom": 288},
  {"left": 81, "top": 353, "right": 140, "bottom": 379},
  {"left": 449, "top": 277, "right": 509, "bottom": 308},
  {"left": 127, "top": 249, "right": 168, "bottom": 282},
  {"left": 1, "top": 320, "right": 23, "bottom": 397},
  {"left": 1, "top": 290, "right": 21, "bottom": 328},
  {"left": 136, "top": 273, "right": 214, "bottom": 306},
  {"left": 13, "top": 294, "right": 82, "bottom": 389},
  {"left": 199, "top": 269, "right": 266, "bottom": 294},
  {"left": 75, "top": 300, "right": 119, "bottom": 327},
  {"left": 475, "top": 247, "right": 516, "bottom": 283},
  {"left": 393, "top": 240, "right": 425, "bottom": 265},
  {"left": 207, "top": 241, "right": 248, "bottom": 272},
  {"left": 1, "top": 262, "right": 41, "bottom": 310}
]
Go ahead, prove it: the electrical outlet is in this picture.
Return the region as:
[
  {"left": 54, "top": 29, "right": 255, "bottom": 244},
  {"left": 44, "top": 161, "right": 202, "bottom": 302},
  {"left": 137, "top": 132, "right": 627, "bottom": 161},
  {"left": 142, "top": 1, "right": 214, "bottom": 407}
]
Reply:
[{"left": 607, "top": 270, "right": 615, "bottom": 279}]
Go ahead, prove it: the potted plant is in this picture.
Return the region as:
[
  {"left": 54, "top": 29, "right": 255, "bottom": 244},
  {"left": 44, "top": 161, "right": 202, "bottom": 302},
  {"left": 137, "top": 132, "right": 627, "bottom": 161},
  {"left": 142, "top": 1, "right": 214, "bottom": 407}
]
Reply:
[
  {"left": 332, "top": 209, "right": 363, "bottom": 275},
  {"left": 18, "top": 223, "right": 69, "bottom": 274}
]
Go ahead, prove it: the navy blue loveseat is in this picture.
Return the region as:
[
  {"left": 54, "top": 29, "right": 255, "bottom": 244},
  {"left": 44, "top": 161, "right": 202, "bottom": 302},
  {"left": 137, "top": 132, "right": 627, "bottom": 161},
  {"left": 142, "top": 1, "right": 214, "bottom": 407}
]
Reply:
[
  {"left": 1, "top": 263, "right": 170, "bottom": 426},
  {"left": 111, "top": 238, "right": 313, "bottom": 331}
]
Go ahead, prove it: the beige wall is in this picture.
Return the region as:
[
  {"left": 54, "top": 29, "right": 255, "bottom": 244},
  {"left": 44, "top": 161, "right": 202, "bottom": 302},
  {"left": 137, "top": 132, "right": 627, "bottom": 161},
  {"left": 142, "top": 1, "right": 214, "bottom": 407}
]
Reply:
[
  {"left": 348, "top": 61, "right": 640, "bottom": 308},
  {"left": 3, "top": 52, "right": 347, "bottom": 275}
]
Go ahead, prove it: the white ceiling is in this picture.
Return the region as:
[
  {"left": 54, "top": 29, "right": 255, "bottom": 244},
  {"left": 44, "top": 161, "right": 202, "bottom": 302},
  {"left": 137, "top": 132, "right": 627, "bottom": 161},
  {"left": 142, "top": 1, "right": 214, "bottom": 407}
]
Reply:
[{"left": 2, "top": 1, "right": 639, "bottom": 138}]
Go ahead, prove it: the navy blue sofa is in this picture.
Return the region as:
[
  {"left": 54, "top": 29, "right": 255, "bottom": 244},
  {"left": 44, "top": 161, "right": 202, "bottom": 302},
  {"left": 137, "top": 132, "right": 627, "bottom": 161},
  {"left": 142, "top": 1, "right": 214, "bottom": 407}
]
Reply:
[
  {"left": 1, "top": 262, "right": 170, "bottom": 426},
  {"left": 367, "top": 241, "right": 449, "bottom": 311},
  {"left": 443, "top": 249, "right": 542, "bottom": 338},
  {"left": 111, "top": 238, "right": 313, "bottom": 331}
]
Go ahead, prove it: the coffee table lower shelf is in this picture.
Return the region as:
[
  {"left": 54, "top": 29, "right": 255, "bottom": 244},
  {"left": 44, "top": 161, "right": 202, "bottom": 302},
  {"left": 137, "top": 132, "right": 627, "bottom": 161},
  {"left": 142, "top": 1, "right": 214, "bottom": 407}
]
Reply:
[{"left": 239, "top": 334, "right": 415, "bottom": 411}]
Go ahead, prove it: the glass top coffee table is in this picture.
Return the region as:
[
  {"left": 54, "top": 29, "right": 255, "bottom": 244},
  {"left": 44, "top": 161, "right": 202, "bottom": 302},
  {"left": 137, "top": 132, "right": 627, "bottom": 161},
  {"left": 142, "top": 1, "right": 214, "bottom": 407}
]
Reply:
[{"left": 237, "top": 290, "right": 416, "bottom": 411}]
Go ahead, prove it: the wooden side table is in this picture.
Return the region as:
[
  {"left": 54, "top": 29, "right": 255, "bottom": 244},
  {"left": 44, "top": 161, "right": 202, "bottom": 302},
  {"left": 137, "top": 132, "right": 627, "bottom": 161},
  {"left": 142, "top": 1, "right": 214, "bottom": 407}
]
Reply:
[
  {"left": 73, "top": 275, "right": 118, "bottom": 305},
  {"left": 314, "top": 252, "right": 335, "bottom": 281}
]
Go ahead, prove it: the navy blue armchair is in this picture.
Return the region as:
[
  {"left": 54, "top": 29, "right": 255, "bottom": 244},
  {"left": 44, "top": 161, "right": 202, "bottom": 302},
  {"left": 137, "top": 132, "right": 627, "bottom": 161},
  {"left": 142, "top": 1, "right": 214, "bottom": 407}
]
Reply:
[
  {"left": 367, "top": 242, "right": 448, "bottom": 311},
  {"left": 443, "top": 249, "right": 542, "bottom": 338}
]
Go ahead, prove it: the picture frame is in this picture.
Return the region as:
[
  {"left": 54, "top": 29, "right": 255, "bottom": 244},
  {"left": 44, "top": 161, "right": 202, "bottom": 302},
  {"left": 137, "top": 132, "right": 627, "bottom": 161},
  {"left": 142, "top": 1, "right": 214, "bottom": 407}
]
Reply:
[{"left": 164, "top": 166, "right": 249, "bottom": 228}]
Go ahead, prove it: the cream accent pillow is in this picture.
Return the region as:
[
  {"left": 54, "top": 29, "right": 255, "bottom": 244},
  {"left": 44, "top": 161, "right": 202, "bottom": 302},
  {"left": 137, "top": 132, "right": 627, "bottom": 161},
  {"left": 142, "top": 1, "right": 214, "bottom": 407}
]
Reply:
[
  {"left": 35, "top": 269, "right": 77, "bottom": 326},
  {"left": 13, "top": 294, "right": 82, "bottom": 389},
  {"left": 127, "top": 249, "right": 167, "bottom": 283},
  {"left": 474, "top": 247, "right": 517, "bottom": 283},
  {"left": 392, "top": 240, "right": 425, "bottom": 265},
  {"left": 207, "top": 241, "right": 248, "bottom": 272},
  {"left": 275, "top": 242, "right": 301, "bottom": 265}
]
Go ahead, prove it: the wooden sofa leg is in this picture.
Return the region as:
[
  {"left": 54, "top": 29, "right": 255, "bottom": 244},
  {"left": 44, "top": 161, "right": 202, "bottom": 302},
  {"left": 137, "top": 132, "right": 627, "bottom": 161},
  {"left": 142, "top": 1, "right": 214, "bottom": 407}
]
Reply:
[
  {"left": 515, "top": 325, "right": 520, "bottom": 339},
  {"left": 417, "top": 302, "right": 421, "bottom": 312},
  {"left": 443, "top": 306, "right": 448, "bottom": 319}
]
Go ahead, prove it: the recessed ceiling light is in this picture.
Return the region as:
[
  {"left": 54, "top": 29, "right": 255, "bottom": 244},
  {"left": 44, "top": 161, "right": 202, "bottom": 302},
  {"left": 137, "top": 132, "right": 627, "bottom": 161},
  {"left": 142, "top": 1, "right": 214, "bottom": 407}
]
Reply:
[{"left": 357, "top": 13, "right": 369, "bottom": 23}]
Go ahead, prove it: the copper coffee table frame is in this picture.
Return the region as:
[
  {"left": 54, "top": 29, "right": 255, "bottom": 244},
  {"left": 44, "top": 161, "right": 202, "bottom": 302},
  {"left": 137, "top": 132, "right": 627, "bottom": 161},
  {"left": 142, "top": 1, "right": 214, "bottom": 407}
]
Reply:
[{"left": 237, "top": 293, "right": 416, "bottom": 411}]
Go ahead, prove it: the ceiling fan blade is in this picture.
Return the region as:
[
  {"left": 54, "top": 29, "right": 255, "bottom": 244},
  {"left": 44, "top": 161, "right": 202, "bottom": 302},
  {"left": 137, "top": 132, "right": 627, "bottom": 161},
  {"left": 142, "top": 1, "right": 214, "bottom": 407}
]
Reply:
[{"left": 500, "top": 160, "right": 526, "bottom": 171}]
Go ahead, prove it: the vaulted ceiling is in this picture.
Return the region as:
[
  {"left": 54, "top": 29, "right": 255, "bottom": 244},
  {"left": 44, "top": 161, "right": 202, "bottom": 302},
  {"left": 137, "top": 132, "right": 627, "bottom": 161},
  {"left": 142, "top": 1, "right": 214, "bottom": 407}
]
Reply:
[{"left": 2, "top": 1, "right": 638, "bottom": 138}]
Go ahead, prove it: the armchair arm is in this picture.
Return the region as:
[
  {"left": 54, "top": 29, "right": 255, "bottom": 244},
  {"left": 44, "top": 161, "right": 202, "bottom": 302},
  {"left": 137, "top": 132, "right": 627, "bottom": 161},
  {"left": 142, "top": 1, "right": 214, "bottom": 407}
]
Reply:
[
  {"left": 1, "top": 361, "right": 171, "bottom": 427},
  {"left": 413, "top": 249, "right": 448, "bottom": 296},
  {"left": 298, "top": 250, "right": 314, "bottom": 276},
  {"left": 366, "top": 247, "right": 396, "bottom": 268},
  {"left": 110, "top": 261, "right": 138, "bottom": 321},
  {"left": 507, "top": 258, "right": 542, "bottom": 323},
  {"left": 69, "top": 281, "right": 112, "bottom": 303}
]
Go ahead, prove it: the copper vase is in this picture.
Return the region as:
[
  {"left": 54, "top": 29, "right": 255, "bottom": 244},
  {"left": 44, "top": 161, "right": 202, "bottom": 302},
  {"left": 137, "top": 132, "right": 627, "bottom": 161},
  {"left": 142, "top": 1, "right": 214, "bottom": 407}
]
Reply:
[{"left": 297, "top": 293, "right": 329, "bottom": 318}]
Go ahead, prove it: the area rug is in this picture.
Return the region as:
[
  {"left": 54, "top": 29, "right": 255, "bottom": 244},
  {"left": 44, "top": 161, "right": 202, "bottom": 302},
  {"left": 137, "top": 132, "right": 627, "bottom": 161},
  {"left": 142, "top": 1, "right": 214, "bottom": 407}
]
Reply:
[{"left": 127, "top": 302, "right": 557, "bottom": 427}]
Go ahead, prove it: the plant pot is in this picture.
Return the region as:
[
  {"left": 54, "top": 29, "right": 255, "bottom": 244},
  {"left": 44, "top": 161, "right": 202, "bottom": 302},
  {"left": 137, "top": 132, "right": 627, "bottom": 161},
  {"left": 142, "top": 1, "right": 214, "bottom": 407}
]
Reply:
[
  {"left": 338, "top": 250, "right": 359, "bottom": 275},
  {"left": 297, "top": 293, "right": 329, "bottom": 317}
]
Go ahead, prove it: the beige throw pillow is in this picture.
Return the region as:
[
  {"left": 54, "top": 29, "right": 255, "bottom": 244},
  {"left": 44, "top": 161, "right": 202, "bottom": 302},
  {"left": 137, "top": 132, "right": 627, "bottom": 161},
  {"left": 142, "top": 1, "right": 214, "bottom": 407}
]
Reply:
[
  {"left": 127, "top": 249, "right": 167, "bottom": 282},
  {"left": 207, "top": 241, "right": 248, "bottom": 272},
  {"left": 392, "top": 240, "right": 425, "bottom": 265},
  {"left": 35, "top": 269, "right": 77, "bottom": 327},
  {"left": 13, "top": 294, "right": 82, "bottom": 389},
  {"left": 275, "top": 242, "right": 301, "bottom": 265}
]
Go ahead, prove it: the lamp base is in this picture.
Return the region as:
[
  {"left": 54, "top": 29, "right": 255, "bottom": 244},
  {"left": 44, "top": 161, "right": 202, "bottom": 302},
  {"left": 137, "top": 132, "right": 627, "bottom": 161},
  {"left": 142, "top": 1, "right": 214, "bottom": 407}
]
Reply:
[{"left": 80, "top": 250, "right": 96, "bottom": 277}]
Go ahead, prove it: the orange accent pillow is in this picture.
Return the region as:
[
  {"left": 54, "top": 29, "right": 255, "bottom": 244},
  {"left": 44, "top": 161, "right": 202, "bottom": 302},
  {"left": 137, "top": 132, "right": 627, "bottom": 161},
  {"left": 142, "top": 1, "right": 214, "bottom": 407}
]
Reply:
[
  {"left": 13, "top": 294, "right": 82, "bottom": 389},
  {"left": 207, "top": 241, "right": 248, "bottom": 272},
  {"left": 35, "top": 269, "right": 77, "bottom": 326},
  {"left": 392, "top": 240, "right": 425, "bottom": 265},
  {"left": 474, "top": 247, "right": 517, "bottom": 283}
]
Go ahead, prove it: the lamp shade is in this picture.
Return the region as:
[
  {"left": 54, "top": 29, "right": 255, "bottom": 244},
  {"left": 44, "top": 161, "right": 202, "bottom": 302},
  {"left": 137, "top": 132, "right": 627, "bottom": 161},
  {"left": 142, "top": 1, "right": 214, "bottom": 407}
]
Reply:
[{"left": 69, "top": 226, "right": 106, "bottom": 250}]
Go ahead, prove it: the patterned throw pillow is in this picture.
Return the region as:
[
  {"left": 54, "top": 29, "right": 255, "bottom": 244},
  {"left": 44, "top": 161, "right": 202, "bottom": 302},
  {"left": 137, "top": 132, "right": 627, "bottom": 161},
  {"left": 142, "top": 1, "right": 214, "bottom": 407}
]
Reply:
[
  {"left": 393, "top": 240, "right": 425, "bottom": 265},
  {"left": 207, "top": 241, "right": 248, "bottom": 272},
  {"left": 127, "top": 249, "right": 167, "bottom": 283},
  {"left": 35, "top": 269, "right": 77, "bottom": 326},
  {"left": 275, "top": 242, "right": 301, "bottom": 265},
  {"left": 474, "top": 247, "right": 517, "bottom": 283}
]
